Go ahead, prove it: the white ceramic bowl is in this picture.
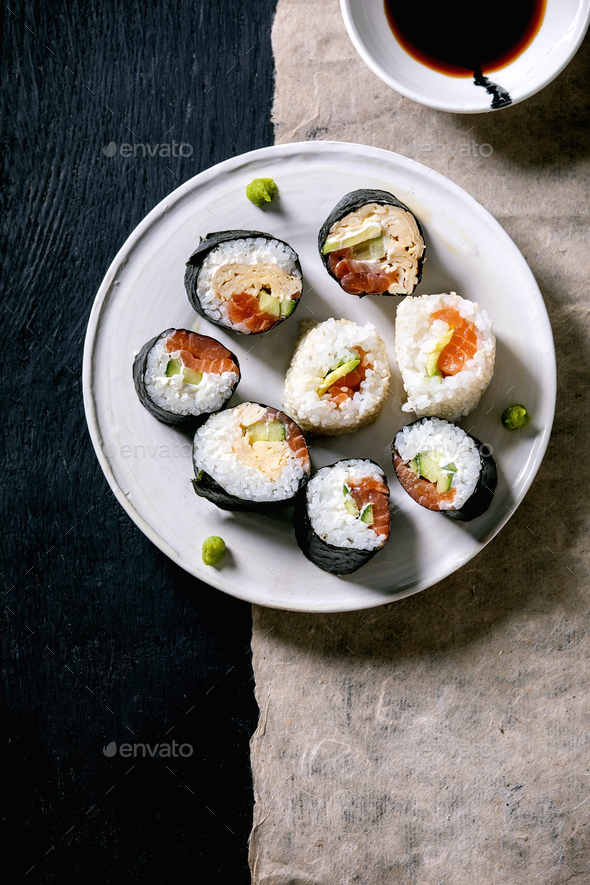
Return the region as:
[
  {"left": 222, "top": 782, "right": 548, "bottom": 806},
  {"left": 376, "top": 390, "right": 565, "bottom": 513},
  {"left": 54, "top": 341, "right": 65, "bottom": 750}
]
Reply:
[{"left": 340, "top": 0, "right": 590, "bottom": 113}]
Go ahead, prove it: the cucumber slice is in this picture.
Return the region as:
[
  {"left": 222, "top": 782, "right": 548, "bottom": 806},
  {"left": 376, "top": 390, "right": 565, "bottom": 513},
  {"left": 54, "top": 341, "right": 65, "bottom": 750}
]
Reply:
[
  {"left": 316, "top": 358, "right": 360, "bottom": 396},
  {"left": 183, "top": 368, "right": 203, "bottom": 385},
  {"left": 352, "top": 235, "right": 386, "bottom": 261},
  {"left": 344, "top": 498, "right": 360, "bottom": 518},
  {"left": 247, "top": 421, "right": 286, "bottom": 443},
  {"left": 258, "top": 289, "right": 281, "bottom": 316},
  {"left": 165, "top": 358, "right": 181, "bottom": 377},
  {"left": 409, "top": 457, "right": 420, "bottom": 476},
  {"left": 426, "top": 327, "right": 454, "bottom": 378},
  {"left": 360, "top": 504, "right": 374, "bottom": 525},
  {"left": 416, "top": 450, "right": 454, "bottom": 492},
  {"left": 321, "top": 222, "right": 382, "bottom": 255},
  {"left": 280, "top": 298, "right": 297, "bottom": 317},
  {"left": 436, "top": 473, "right": 452, "bottom": 494}
]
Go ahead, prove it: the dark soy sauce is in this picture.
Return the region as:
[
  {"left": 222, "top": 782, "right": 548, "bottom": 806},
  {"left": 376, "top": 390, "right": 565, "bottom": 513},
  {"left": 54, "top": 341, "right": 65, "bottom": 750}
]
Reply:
[{"left": 384, "top": 0, "right": 546, "bottom": 78}]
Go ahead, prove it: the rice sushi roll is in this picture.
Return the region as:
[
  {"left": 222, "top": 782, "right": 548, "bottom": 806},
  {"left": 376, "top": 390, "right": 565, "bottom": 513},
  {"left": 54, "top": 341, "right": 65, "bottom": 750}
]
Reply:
[
  {"left": 192, "top": 402, "right": 311, "bottom": 512},
  {"left": 395, "top": 291, "right": 496, "bottom": 421},
  {"left": 294, "top": 459, "right": 391, "bottom": 575},
  {"left": 282, "top": 318, "right": 390, "bottom": 436},
  {"left": 133, "top": 328, "right": 240, "bottom": 427},
  {"left": 392, "top": 418, "right": 497, "bottom": 521},
  {"left": 184, "top": 230, "right": 302, "bottom": 334},
  {"left": 318, "top": 189, "right": 425, "bottom": 297}
]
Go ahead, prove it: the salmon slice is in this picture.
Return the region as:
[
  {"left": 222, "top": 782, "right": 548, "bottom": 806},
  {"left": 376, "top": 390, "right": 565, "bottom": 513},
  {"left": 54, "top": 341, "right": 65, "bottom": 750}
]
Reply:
[
  {"left": 393, "top": 452, "right": 456, "bottom": 510},
  {"left": 328, "top": 251, "right": 397, "bottom": 294},
  {"left": 226, "top": 292, "right": 279, "bottom": 334},
  {"left": 261, "top": 407, "right": 311, "bottom": 473},
  {"left": 348, "top": 477, "right": 391, "bottom": 539},
  {"left": 165, "top": 330, "right": 237, "bottom": 375},
  {"left": 430, "top": 307, "right": 478, "bottom": 376}
]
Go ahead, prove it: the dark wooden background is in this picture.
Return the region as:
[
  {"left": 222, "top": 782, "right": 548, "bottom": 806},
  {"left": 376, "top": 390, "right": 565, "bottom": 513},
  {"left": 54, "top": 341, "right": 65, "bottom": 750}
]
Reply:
[{"left": 1, "top": 0, "right": 277, "bottom": 880}]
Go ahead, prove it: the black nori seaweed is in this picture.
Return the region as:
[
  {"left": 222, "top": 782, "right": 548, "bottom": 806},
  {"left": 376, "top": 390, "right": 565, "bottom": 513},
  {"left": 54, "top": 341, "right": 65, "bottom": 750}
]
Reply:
[
  {"left": 317, "top": 188, "right": 425, "bottom": 297},
  {"left": 441, "top": 434, "right": 497, "bottom": 521},
  {"left": 293, "top": 460, "right": 390, "bottom": 576},
  {"left": 392, "top": 420, "right": 498, "bottom": 522},
  {"left": 191, "top": 404, "right": 310, "bottom": 513},
  {"left": 184, "top": 230, "right": 303, "bottom": 334},
  {"left": 192, "top": 469, "right": 307, "bottom": 514},
  {"left": 132, "top": 328, "right": 241, "bottom": 427}
]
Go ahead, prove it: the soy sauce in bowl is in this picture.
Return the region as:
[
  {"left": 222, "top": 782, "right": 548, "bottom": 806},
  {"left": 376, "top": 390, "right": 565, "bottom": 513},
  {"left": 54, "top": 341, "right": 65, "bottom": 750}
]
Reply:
[{"left": 384, "top": 0, "right": 546, "bottom": 78}]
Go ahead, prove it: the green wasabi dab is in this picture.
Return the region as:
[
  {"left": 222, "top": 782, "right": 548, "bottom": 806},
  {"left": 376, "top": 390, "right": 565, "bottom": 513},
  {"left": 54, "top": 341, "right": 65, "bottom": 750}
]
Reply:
[
  {"left": 501, "top": 404, "right": 531, "bottom": 430},
  {"left": 246, "top": 177, "right": 278, "bottom": 208},
  {"left": 202, "top": 536, "right": 226, "bottom": 566}
]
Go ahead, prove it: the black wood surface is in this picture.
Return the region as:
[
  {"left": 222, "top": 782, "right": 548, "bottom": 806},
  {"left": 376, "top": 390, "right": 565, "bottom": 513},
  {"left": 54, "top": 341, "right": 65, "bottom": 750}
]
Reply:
[{"left": 1, "top": 0, "right": 277, "bottom": 880}]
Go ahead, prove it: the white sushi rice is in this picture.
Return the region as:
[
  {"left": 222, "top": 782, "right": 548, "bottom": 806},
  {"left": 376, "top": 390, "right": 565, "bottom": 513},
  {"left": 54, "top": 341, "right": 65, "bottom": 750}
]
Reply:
[
  {"left": 144, "top": 336, "right": 238, "bottom": 417},
  {"left": 282, "top": 318, "right": 390, "bottom": 435},
  {"left": 395, "top": 292, "right": 495, "bottom": 421},
  {"left": 196, "top": 237, "right": 301, "bottom": 330},
  {"left": 193, "top": 403, "right": 307, "bottom": 502},
  {"left": 394, "top": 418, "right": 481, "bottom": 510},
  {"left": 307, "top": 460, "right": 387, "bottom": 550}
]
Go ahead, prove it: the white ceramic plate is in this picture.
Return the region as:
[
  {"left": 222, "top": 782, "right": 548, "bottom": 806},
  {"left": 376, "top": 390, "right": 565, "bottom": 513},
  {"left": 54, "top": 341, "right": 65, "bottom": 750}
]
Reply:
[
  {"left": 83, "top": 141, "right": 555, "bottom": 613},
  {"left": 341, "top": 0, "right": 590, "bottom": 113}
]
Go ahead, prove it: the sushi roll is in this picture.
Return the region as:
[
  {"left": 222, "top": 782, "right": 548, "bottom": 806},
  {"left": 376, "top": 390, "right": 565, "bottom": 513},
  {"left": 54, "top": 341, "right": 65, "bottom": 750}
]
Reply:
[
  {"left": 392, "top": 418, "right": 497, "bottom": 521},
  {"left": 395, "top": 291, "right": 496, "bottom": 421},
  {"left": 184, "top": 230, "right": 302, "bottom": 334},
  {"left": 282, "top": 318, "right": 390, "bottom": 436},
  {"left": 318, "top": 189, "right": 425, "bottom": 297},
  {"left": 192, "top": 402, "right": 311, "bottom": 512},
  {"left": 132, "top": 328, "right": 240, "bottom": 427},
  {"left": 294, "top": 459, "right": 391, "bottom": 575}
]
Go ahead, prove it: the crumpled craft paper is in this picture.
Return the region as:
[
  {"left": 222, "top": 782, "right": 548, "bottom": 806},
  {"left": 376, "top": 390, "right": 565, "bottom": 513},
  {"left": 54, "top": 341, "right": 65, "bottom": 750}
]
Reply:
[{"left": 249, "top": 3, "right": 590, "bottom": 882}]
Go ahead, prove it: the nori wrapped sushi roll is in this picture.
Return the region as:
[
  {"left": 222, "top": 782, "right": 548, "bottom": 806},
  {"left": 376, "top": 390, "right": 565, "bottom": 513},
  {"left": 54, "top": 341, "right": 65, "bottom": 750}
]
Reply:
[
  {"left": 184, "top": 230, "right": 303, "bottom": 334},
  {"left": 192, "top": 402, "right": 310, "bottom": 513},
  {"left": 392, "top": 418, "right": 497, "bottom": 521},
  {"left": 294, "top": 459, "right": 391, "bottom": 575},
  {"left": 133, "top": 328, "right": 240, "bottom": 427},
  {"left": 318, "top": 189, "right": 425, "bottom": 297}
]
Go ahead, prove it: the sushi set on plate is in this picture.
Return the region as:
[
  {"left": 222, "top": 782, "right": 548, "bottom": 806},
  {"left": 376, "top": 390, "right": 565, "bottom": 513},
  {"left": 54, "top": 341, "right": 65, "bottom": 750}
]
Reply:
[{"left": 82, "top": 141, "right": 556, "bottom": 613}]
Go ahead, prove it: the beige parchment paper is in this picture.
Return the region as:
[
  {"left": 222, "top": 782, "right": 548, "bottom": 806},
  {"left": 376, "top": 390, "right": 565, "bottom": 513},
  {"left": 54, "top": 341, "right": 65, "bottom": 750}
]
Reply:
[{"left": 250, "top": 3, "right": 590, "bottom": 882}]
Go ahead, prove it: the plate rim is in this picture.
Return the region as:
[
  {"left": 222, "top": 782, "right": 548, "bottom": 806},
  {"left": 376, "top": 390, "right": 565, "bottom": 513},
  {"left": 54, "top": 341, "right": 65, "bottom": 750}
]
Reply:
[{"left": 82, "top": 139, "right": 556, "bottom": 612}]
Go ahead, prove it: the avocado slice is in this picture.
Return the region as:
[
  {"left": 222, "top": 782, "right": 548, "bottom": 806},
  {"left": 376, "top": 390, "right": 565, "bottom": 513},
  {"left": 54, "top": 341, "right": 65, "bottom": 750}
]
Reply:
[
  {"left": 426, "top": 327, "right": 454, "bottom": 378},
  {"left": 316, "top": 358, "right": 360, "bottom": 396},
  {"left": 165, "top": 358, "right": 182, "bottom": 377},
  {"left": 183, "top": 368, "right": 202, "bottom": 385},
  {"left": 352, "top": 235, "right": 386, "bottom": 261},
  {"left": 360, "top": 504, "right": 374, "bottom": 525},
  {"left": 247, "top": 421, "right": 286, "bottom": 444},
  {"left": 417, "top": 451, "right": 441, "bottom": 483},
  {"left": 258, "top": 289, "right": 281, "bottom": 316},
  {"left": 321, "top": 222, "right": 382, "bottom": 255}
]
